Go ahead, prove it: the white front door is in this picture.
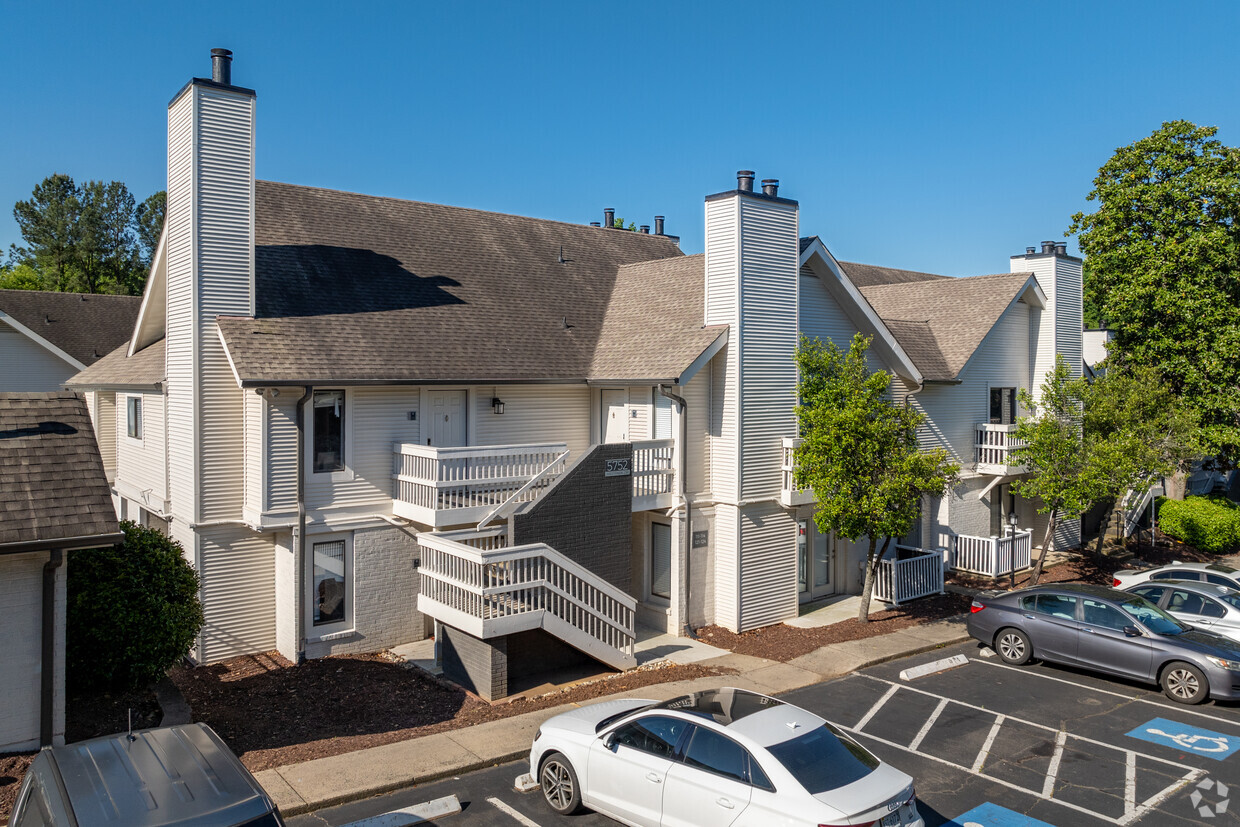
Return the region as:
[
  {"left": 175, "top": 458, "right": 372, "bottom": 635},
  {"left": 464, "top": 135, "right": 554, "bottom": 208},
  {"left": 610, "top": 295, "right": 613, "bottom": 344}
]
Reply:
[
  {"left": 798, "top": 519, "right": 835, "bottom": 602},
  {"left": 428, "top": 390, "right": 467, "bottom": 447},
  {"left": 601, "top": 389, "right": 627, "bottom": 443}
]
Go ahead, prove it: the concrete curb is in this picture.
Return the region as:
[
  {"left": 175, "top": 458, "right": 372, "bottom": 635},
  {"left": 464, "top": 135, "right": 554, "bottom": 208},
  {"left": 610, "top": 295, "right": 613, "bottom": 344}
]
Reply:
[{"left": 264, "top": 624, "right": 975, "bottom": 818}]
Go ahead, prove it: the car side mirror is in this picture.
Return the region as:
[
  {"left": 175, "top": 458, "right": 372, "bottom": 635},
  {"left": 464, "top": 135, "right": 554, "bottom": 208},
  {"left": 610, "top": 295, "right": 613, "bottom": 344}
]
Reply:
[
  {"left": 1123, "top": 626, "right": 1142, "bottom": 638},
  {"left": 602, "top": 732, "right": 617, "bottom": 750}
]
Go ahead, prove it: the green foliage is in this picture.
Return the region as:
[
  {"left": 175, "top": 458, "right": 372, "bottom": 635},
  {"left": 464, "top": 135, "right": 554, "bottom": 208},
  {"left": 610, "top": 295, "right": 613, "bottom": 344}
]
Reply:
[
  {"left": 0, "top": 263, "right": 45, "bottom": 290},
  {"left": 9, "top": 174, "right": 163, "bottom": 295},
  {"left": 612, "top": 217, "right": 638, "bottom": 230},
  {"left": 794, "top": 333, "right": 959, "bottom": 619},
  {"left": 1069, "top": 121, "right": 1240, "bottom": 465},
  {"left": 67, "top": 521, "right": 203, "bottom": 690},
  {"left": 1157, "top": 495, "right": 1240, "bottom": 553}
]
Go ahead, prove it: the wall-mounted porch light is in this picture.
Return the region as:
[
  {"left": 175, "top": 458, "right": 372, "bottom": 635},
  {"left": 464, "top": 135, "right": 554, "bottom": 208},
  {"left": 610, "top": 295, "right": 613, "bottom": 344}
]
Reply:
[{"left": 491, "top": 397, "right": 505, "bottom": 415}]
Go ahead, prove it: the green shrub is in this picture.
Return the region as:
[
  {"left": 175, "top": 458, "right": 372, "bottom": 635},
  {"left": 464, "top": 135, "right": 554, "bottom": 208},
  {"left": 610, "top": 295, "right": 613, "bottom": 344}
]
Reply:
[
  {"left": 67, "top": 521, "right": 204, "bottom": 690},
  {"left": 1157, "top": 495, "right": 1240, "bottom": 554}
]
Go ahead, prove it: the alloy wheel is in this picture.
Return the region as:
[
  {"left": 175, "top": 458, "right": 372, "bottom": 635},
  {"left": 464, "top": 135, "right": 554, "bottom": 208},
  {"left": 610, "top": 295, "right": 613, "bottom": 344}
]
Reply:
[
  {"left": 1166, "top": 668, "right": 1200, "bottom": 701},
  {"left": 541, "top": 760, "right": 574, "bottom": 809},
  {"left": 999, "top": 633, "right": 1026, "bottom": 661}
]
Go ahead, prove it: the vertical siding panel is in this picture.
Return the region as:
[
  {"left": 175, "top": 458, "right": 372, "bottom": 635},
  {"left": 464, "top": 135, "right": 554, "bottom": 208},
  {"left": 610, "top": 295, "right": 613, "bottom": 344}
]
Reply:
[
  {"left": 197, "top": 526, "right": 275, "bottom": 663},
  {"left": 165, "top": 89, "right": 195, "bottom": 521}
]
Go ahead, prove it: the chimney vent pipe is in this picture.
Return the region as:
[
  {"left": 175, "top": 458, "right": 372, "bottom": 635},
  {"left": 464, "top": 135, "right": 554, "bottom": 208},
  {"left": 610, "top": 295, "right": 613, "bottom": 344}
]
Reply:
[
  {"left": 654, "top": 216, "right": 665, "bottom": 235},
  {"left": 1041, "top": 240, "right": 1056, "bottom": 255},
  {"left": 589, "top": 222, "right": 600, "bottom": 228},
  {"left": 1054, "top": 242, "right": 1067, "bottom": 256},
  {"left": 211, "top": 48, "right": 233, "bottom": 85},
  {"left": 639, "top": 225, "right": 650, "bottom": 234},
  {"left": 1026, "top": 246, "right": 1037, "bottom": 255},
  {"left": 737, "top": 170, "right": 755, "bottom": 192},
  {"left": 761, "top": 178, "right": 779, "bottom": 196},
  {"left": 604, "top": 208, "right": 615, "bottom": 229}
]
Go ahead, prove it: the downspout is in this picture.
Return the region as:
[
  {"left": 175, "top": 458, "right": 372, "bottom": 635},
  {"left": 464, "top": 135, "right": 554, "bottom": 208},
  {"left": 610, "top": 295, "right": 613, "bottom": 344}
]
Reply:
[
  {"left": 40, "top": 548, "right": 63, "bottom": 746},
  {"left": 294, "top": 387, "right": 313, "bottom": 663},
  {"left": 658, "top": 384, "right": 693, "bottom": 638}
]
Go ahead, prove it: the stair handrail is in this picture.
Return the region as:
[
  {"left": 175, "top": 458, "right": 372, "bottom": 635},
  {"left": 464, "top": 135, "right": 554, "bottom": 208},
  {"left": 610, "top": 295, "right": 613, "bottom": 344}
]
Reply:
[{"left": 475, "top": 449, "right": 571, "bottom": 531}]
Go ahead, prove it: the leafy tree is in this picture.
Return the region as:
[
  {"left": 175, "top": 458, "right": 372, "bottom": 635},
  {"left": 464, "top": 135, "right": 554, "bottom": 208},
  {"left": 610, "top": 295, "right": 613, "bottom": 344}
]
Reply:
[
  {"left": 11, "top": 173, "right": 81, "bottom": 292},
  {"left": 0, "top": 263, "right": 45, "bottom": 290},
  {"left": 135, "top": 190, "right": 166, "bottom": 267},
  {"left": 1011, "top": 356, "right": 1111, "bottom": 583},
  {"left": 612, "top": 217, "right": 638, "bottom": 230},
  {"left": 794, "top": 333, "right": 959, "bottom": 621},
  {"left": 77, "top": 180, "right": 140, "bottom": 294},
  {"left": 1069, "top": 121, "right": 1240, "bottom": 472},
  {"left": 67, "top": 521, "right": 204, "bottom": 690},
  {"left": 1086, "top": 364, "right": 1200, "bottom": 554}
]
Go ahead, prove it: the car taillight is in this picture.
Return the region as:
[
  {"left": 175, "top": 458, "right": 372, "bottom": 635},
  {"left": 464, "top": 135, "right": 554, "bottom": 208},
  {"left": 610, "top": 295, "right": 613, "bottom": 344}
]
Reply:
[
  {"left": 1113, "top": 578, "right": 1123, "bottom": 587},
  {"left": 970, "top": 600, "right": 986, "bottom": 613},
  {"left": 819, "top": 787, "right": 914, "bottom": 826}
]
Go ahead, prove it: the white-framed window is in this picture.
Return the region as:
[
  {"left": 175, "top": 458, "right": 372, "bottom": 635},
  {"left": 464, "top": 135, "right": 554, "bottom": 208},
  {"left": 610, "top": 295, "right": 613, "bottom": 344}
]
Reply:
[
  {"left": 652, "top": 389, "right": 673, "bottom": 439},
  {"left": 310, "top": 535, "right": 352, "bottom": 629},
  {"left": 651, "top": 522, "right": 672, "bottom": 600},
  {"left": 126, "top": 395, "right": 142, "bottom": 440},
  {"left": 312, "top": 390, "right": 345, "bottom": 474}
]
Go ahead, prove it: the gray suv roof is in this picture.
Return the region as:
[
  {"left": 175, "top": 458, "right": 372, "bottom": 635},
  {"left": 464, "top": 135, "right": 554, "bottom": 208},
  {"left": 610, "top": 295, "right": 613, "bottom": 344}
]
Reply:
[{"left": 46, "top": 723, "right": 275, "bottom": 826}]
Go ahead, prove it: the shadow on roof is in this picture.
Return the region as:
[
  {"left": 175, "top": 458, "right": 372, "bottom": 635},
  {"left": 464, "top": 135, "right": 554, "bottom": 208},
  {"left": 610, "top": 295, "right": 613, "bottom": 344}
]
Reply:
[
  {"left": 255, "top": 245, "right": 465, "bottom": 318},
  {"left": 0, "top": 420, "right": 79, "bottom": 440}
]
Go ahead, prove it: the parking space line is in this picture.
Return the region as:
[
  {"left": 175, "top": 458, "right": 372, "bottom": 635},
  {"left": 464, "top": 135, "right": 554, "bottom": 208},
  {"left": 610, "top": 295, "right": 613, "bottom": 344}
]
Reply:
[
  {"left": 487, "top": 797, "right": 544, "bottom": 827},
  {"left": 1041, "top": 730, "right": 1068, "bottom": 797},
  {"left": 908, "top": 697, "right": 948, "bottom": 751},
  {"left": 1124, "top": 751, "right": 1137, "bottom": 819},
  {"left": 855, "top": 683, "right": 900, "bottom": 730},
  {"left": 968, "top": 657, "right": 1240, "bottom": 729},
  {"left": 971, "top": 713, "right": 1006, "bottom": 773}
]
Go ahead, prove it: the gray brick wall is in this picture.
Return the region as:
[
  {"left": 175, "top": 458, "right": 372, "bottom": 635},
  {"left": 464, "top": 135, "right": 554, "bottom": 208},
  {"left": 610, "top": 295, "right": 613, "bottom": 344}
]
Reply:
[
  {"left": 513, "top": 443, "right": 633, "bottom": 593},
  {"left": 441, "top": 624, "right": 506, "bottom": 701}
]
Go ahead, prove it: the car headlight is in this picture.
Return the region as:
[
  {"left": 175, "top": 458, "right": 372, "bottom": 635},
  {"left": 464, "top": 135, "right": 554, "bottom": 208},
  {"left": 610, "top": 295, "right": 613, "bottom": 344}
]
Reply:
[
  {"left": 1206, "top": 657, "right": 1240, "bottom": 671},
  {"left": 534, "top": 728, "right": 542, "bottom": 741}
]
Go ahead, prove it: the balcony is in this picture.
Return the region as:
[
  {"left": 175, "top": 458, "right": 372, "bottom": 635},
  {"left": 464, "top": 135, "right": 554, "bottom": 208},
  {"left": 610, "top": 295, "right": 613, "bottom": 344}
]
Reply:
[
  {"left": 780, "top": 437, "right": 816, "bottom": 508},
  {"left": 393, "top": 439, "right": 679, "bottom": 528},
  {"left": 975, "top": 423, "right": 1026, "bottom": 475},
  {"left": 948, "top": 530, "right": 1033, "bottom": 578}
]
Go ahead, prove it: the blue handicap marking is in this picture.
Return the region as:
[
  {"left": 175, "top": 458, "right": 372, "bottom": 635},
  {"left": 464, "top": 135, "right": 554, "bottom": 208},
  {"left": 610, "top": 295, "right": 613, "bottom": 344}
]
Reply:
[
  {"left": 1126, "top": 716, "right": 1240, "bottom": 760},
  {"left": 945, "top": 802, "right": 1055, "bottom": 826}
]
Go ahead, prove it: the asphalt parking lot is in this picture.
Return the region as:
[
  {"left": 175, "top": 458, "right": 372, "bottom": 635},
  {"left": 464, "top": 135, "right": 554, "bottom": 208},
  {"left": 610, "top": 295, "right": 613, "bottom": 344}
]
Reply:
[{"left": 290, "top": 640, "right": 1240, "bottom": 826}]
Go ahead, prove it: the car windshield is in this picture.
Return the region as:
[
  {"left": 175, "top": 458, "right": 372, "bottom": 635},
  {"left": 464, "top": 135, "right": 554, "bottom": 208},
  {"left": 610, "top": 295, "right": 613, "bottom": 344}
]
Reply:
[
  {"left": 1120, "top": 596, "right": 1188, "bottom": 635},
  {"left": 766, "top": 723, "right": 879, "bottom": 794},
  {"left": 1207, "top": 564, "right": 1239, "bottom": 574},
  {"left": 594, "top": 703, "right": 658, "bottom": 733},
  {"left": 1214, "top": 591, "right": 1240, "bottom": 612}
]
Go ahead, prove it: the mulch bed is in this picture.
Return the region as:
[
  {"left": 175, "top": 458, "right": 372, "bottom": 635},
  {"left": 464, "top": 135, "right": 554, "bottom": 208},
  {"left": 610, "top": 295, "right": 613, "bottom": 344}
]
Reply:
[
  {"left": 697, "top": 592, "right": 971, "bottom": 663},
  {"left": 0, "top": 753, "right": 34, "bottom": 825},
  {"left": 169, "top": 652, "right": 730, "bottom": 772}
]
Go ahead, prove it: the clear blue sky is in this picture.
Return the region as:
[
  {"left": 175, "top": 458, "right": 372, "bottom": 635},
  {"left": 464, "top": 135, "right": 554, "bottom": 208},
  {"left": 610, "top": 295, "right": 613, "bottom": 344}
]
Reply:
[{"left": 2, "top": 1, "right": 1238, "bottom": 275}]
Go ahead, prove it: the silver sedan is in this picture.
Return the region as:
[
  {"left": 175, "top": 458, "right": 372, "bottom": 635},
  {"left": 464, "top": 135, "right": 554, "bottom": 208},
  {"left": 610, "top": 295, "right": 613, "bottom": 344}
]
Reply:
[{"left": 1125, "top": 579, "right": 1240, "bottom": 645}]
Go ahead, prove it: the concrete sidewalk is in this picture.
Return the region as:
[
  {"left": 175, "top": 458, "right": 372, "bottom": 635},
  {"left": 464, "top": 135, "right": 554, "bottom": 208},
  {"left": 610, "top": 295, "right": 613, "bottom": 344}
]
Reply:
[{"left": 255, "top": 615, "right": 971, "bottom": 817}]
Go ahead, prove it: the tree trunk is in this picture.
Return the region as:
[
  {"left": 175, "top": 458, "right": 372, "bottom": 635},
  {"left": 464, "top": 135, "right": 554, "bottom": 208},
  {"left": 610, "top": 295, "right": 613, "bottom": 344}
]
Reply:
[
  {"left": 1166, "top": 470, "right": 1187, "bottom": 501},
  {"left": 1092, "top": 496, "right": 1117, "bottom": 558},
  {"left": 1029, "top": 508, "right": 1058, "bottom": 585},
  {"left": 857, "top": 536, "right": 891, "bottom": 622}
]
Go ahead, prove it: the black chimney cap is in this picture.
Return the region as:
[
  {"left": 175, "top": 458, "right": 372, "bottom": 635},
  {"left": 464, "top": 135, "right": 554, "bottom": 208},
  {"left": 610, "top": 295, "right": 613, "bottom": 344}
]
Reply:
[
  {"left": 761, "top": 178, "right": 779, "bottom": 196},
  {"left": 211, "top": 48, "right": 233, "bottom": 86},
  {"left": 1041, "top": 240, "right": 1056, "bottom": 254},
  {"left": 1054, "top": 242, "right": 1068, "bottom": 256},
  {"left": 1026, "top": 246, "right": 1037, "bottom": 255},
  {"left": 737, "top": 170, "right": 755, "bottom": 192}
]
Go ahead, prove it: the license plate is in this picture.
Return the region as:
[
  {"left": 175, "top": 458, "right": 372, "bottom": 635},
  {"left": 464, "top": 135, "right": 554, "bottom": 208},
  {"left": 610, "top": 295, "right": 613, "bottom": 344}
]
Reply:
[{"left": 881, "top": 812, "right": 900, "bottom": 827}]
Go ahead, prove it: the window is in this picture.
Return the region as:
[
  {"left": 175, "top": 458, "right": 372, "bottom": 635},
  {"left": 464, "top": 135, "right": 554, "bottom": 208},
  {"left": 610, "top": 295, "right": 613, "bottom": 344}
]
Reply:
[
  {"left": 313, "top": 540, "right": 347, "bottom": 626},
  {"left": 313, "top": 391, "right": 345, "bottom": 473},
  {"left": 126, "top": 395, "right": 142, "bottom": 440},
  {"left": 651, "top": 523, "right": 671, "bottom": 600},
  {"left": 1130, "top": 586, "right": 1167, "bottom": 605},
  {"left": 989, "top": 387, "right": 1017, "bottom": 425},
  {"left": 1033, "top": 594, "right": 1078, "bottom": 620},
  {"left": 652, "top": 390, "right": 673, "bottom": 439},
  {"left": 1119, "top": 597, "right": 1185, "bottom": 636},
  {"left": 1205, "top": 573, "right": 1240, "bottom": 588},
  {"left": 681, "top": 726, "right": 749, "bottom": 783},
  {"left": 611, "top": 715, "right": 687, "bottom": 758},
  {"left": 1167, "top": 589, "right": 1224, "bottom": 618},
  {"left": 1081, "top": 599, "right": 1129, "bottom": 631},
  {"left": 1152, "top": 570, "right": 1199, "bottom": 582},
  {"left": 767, "top": 723, "right": 879, "bottom": 794}
]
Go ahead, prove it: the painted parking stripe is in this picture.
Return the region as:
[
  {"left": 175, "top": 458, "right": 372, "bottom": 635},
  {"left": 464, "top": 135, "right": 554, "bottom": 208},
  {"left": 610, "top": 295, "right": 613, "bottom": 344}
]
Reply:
[
  {"left": 1126, "top": 717, "right": 1240, "bottom": 760},
  {"left": 968, "top": 656, "right": 1240, "bottom": 729},
  {"left": 487, "top": 797, "right": 544, "bottom": 827},
  {"left": 947, "top": 801, "right": 1055, "bottom": 826},
  {"left": 1040, "top": 730, "right": 1067, "bottom": 798},
  {"left": 855, "top": 683, "right": 900, "bottom": 730}
]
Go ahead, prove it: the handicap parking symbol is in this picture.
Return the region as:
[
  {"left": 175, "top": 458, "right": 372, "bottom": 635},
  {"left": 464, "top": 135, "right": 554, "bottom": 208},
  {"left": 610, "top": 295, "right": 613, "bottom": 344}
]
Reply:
[
  {"left": 1126, "top": 717, "right": 1240, "bottom": 760},
  {"left": 947, "top": 802, "right": 1055, "bottom": 826}
]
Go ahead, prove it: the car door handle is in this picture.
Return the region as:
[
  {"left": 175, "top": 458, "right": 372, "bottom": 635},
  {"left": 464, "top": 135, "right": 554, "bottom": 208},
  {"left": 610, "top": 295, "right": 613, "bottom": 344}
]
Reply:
[
  {"left": 646, "top": 772, "right": 662, "bottom": 783},
  {"left": 1023, "top": 614, "right": 1034, "bottom": 619},
  {"left": 1081, "top": 627, "right": 1094, "bottom": 633},
  {"left": 716, "top": 797, "right": 734, "bottom": 809}
]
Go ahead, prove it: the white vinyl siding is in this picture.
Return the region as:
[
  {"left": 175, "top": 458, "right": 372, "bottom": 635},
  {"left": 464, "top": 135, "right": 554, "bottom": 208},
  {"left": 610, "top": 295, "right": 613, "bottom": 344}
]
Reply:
[
  {"left": 0, "top": 322, "right": 79, "bottom": 391},
  {"left": 266, "top": 398, "right": 298, "bottom": 514},
  {"left": 738, "top": 197, "right": 799, "bottom": 501},
  {"left": 704, "top": 199, "right": 738, "bottom": 328},
  {"left": 243, "top": 391, "right": 262, "bottom": 517},
  {"left": 652, "top": 391, "right": 673, "bottom": 440},
  {"left": 713, "top": 503, "right": 740, "bottom": 630},
  {"left": 0, "top": 553, "right": 64, "bottom": 751},
  {"left": 115, "top": 392, "right": 167, "bottom": 508},
  {"left": 196, "top": 525, "right": 275, "bottom": 663},
  {"left": 709, "top": 344, "right": 737, "bottom": 503},
  {"left": 305, "top": 388, "right": 420, "bottom": 511},
  {"left": 738, "top": 502, "right": 798, "bottom": 630},
  {"left": 165, "top": 86, "right": 196, "bottom": 522},
  {"left": 472, "top": 384, "right": 589, "bottom": 457},
  {"left": 682, "top": 368, "right": 711, "bottom": 496},
  {"left": 627, "top": 387, "right": 651, "bottom": 441},
  {"left": 94, "top": 392, "right": 117, "bottom": 483}
]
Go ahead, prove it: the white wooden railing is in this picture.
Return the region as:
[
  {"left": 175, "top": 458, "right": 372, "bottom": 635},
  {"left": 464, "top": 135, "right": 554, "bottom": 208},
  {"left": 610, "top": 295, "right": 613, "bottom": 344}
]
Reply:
[
  {"left": 417, "top": 528, "right": 637, "bottom": 670},
  {"left": 975, "top": 423, "right": 1025, "bottom": 474},
  {"left": 393, "top": 442, "right": 569, "bottom": 528},
  {"left": 873, "top": 546, "right": 945, "bottom": 605},
  {"left": 779, "top": 437, "right": 816, "bottom": 507},
  {"left": 950, "top": 530, "right": 1033, "bottom": 577},
  {"left": 632, "top": 439, "right": 676, "bottom": 508}
]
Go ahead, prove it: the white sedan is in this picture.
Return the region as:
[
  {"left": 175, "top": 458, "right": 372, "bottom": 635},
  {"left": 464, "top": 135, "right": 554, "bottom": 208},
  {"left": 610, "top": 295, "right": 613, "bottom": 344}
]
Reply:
[
  {"left": 529, "top": 686, "right": 923, "bottom": 827},
  {"left": 1112, "top": 561, "right": 1240, "bottom": 590}
]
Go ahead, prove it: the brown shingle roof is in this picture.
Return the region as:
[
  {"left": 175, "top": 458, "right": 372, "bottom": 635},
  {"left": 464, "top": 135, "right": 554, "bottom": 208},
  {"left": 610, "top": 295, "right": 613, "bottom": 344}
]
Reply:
[
  {"left": 590, "top": 255, "right": 725, "bottom": 381},
  {"left": 0, "top": 392, "right": 121, "bottom": 550},
  {"left": 217, "top": 181, "right": 687, "bottom": 384},
  {"left": 837, "top": 261, "right": 951, "bottom": 289},
  {"left": 0, "top": 290, "right": 140, "bottom": 366},
  {"left": 859, "top": 272, "right": 1035, "bottom": 380},
  {"left": 65, "top": 339, "right": 165, "bottom": 390}
]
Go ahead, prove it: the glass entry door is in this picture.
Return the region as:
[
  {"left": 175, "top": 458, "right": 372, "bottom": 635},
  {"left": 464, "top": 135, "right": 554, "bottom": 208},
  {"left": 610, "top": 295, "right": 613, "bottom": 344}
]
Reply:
[{"left": 797, "top": 520, "right": 834, "bottom": 601}]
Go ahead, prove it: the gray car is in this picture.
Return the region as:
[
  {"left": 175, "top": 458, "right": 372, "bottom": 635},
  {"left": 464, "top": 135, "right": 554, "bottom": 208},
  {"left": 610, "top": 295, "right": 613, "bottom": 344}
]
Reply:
[
  {"left": 1124, "top": 580, "right": 1240, "bottom": 645},
  {"left": 967, "top": 582, "right": 1240, "bottom": 704}
]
